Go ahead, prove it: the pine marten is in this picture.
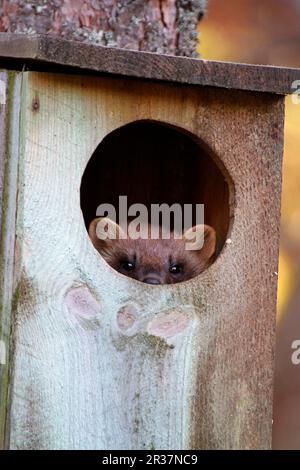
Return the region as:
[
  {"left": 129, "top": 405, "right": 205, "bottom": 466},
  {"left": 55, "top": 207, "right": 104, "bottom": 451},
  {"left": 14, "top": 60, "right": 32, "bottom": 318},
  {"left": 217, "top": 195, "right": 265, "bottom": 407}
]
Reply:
[{"left": 89, "top": 217, "right": 216, "bottom": 285}]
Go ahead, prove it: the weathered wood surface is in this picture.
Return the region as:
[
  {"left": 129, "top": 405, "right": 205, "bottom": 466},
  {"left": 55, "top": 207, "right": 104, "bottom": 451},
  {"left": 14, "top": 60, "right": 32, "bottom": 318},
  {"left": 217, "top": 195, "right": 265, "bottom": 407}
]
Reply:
[
  {"left": 4, "top": 72, "right": 284, "bottom": 450},
  {"left": 0, "top": 33, "right": 299, "bottom": 95},
  {"left": 0, "top": 72, "right": 8, "bottom": 237},
  {"left": 0, "top": 70, "right": 22, "bottom": 449}
]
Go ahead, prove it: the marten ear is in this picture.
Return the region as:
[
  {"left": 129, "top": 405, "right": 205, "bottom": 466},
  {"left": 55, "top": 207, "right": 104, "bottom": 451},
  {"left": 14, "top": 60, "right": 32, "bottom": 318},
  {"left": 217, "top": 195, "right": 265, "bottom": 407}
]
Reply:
[
  {"left": 183, "top": 224, "right": 216, "bottom": 263},
  {"left": 88, "top": 217, "right": 126, "bottom": 252}
]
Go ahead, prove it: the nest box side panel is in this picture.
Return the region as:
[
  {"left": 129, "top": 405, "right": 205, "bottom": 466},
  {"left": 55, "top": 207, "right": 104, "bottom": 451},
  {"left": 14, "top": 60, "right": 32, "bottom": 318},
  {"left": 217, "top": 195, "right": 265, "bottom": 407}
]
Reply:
[
  {"left": 0, "top": 71, "right": 23, "bottom": 450},
  {"left": 188, "top": 89, "right": 284, "bottom": 450},
  {"left": 7, "top": 72, "right": 284, "bottom": 450}
]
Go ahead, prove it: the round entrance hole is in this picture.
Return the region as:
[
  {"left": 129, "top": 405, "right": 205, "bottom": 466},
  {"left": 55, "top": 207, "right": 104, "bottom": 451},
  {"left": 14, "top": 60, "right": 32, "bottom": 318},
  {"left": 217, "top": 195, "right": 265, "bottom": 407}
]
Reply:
[{"left": 81, "top": 120, "right": 233, "bottom": 282}]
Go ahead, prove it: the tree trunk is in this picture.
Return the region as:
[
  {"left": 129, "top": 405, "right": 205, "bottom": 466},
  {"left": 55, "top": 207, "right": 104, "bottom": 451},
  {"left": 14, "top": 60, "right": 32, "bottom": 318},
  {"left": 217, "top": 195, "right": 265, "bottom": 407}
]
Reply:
[{"left": 0, "top": 0, "right": 207, "bottom": 57}]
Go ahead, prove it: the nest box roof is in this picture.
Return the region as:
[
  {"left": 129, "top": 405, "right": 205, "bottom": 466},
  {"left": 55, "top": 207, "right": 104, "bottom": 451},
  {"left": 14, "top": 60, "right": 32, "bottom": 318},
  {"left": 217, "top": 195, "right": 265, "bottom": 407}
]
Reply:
[{"left": 0, "top": 33, "right": 299, "bottom": 95}]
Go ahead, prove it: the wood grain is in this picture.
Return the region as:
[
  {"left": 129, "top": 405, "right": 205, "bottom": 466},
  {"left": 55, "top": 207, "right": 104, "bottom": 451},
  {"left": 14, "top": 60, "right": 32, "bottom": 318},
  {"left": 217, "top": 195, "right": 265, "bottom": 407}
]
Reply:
[
  {"left": 0, "top": 72, "right": 8, "bottom": 238},
  {"left": 5, "top": 72, "right": 284, "bottom": 449},
  {"left": 0, "top": 71, "right": 22, "bottom": 449},
  {"left": 0, "top": 33, "right": 298, "bottom": 95}
]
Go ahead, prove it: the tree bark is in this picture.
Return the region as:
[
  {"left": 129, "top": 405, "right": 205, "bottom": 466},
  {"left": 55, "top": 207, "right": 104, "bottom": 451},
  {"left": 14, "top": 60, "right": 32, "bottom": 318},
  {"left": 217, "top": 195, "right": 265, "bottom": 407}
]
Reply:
[{"left": 0, "top": 0, "right": 207, "bottom": 57}]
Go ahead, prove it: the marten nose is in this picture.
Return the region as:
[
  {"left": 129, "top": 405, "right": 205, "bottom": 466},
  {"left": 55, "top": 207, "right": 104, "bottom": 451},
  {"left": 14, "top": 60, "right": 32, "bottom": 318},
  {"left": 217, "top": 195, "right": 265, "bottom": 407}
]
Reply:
[{"left": 142, "top": 277, "right": 161, "bottom": 285}]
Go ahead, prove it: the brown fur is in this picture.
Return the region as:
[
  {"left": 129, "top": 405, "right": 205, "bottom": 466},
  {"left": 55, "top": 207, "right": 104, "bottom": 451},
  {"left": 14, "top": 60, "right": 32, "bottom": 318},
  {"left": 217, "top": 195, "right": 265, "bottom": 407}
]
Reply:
[{"left": 89, "top": 218, "right": 216, "bottom": 285}]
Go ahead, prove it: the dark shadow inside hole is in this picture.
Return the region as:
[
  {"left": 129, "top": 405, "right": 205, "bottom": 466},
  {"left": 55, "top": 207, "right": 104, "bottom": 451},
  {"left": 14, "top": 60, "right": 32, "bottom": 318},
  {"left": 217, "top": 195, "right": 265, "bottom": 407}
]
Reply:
[{"left": 81, "top": 120, "right": 232, "bottom": 257}]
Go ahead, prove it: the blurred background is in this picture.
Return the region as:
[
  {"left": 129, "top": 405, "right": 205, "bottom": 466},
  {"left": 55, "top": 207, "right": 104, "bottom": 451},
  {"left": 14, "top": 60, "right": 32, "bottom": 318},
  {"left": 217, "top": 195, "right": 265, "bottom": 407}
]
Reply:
[{"left": 200, "top": 0, "right": 300, "bottom": 449}]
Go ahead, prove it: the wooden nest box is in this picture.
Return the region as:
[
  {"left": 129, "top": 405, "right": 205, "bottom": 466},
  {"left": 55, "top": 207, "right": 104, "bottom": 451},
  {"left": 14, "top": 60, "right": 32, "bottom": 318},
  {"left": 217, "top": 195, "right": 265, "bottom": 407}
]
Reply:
[{"left": 0, "top": 34, "right": 299, "bottom": 450}]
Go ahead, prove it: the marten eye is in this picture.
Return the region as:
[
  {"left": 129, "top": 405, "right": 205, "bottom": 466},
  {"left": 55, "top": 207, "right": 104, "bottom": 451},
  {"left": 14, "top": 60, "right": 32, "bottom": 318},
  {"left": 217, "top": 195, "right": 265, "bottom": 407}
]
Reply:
[
  {"left": 121, "top": 260, "right": 135, "bottom": 272},
  {"left": 169, "top": 264, "right": 183, "bottom": 275}
]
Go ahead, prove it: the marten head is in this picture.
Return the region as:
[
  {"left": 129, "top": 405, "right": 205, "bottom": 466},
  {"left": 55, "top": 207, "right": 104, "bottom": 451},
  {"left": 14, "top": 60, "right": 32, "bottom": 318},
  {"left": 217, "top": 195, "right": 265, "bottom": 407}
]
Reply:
[{"left": 89, "top": 217, "right": 216, "bottom": 285}]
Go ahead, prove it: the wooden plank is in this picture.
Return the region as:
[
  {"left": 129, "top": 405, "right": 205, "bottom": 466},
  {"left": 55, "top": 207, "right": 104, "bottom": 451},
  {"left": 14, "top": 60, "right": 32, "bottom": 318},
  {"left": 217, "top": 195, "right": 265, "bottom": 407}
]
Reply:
[
  {"left": 0, "top": 72, "right": 8, "bottom": 236},
  {"left": 0, "top": 33, "right": 299, "bottom": 95},
  {"left": 0, "top": 71, "right": 22, "bottom": 449},
  {"left": 7, "top": 71, "right": 284, "bottom": 449}
]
